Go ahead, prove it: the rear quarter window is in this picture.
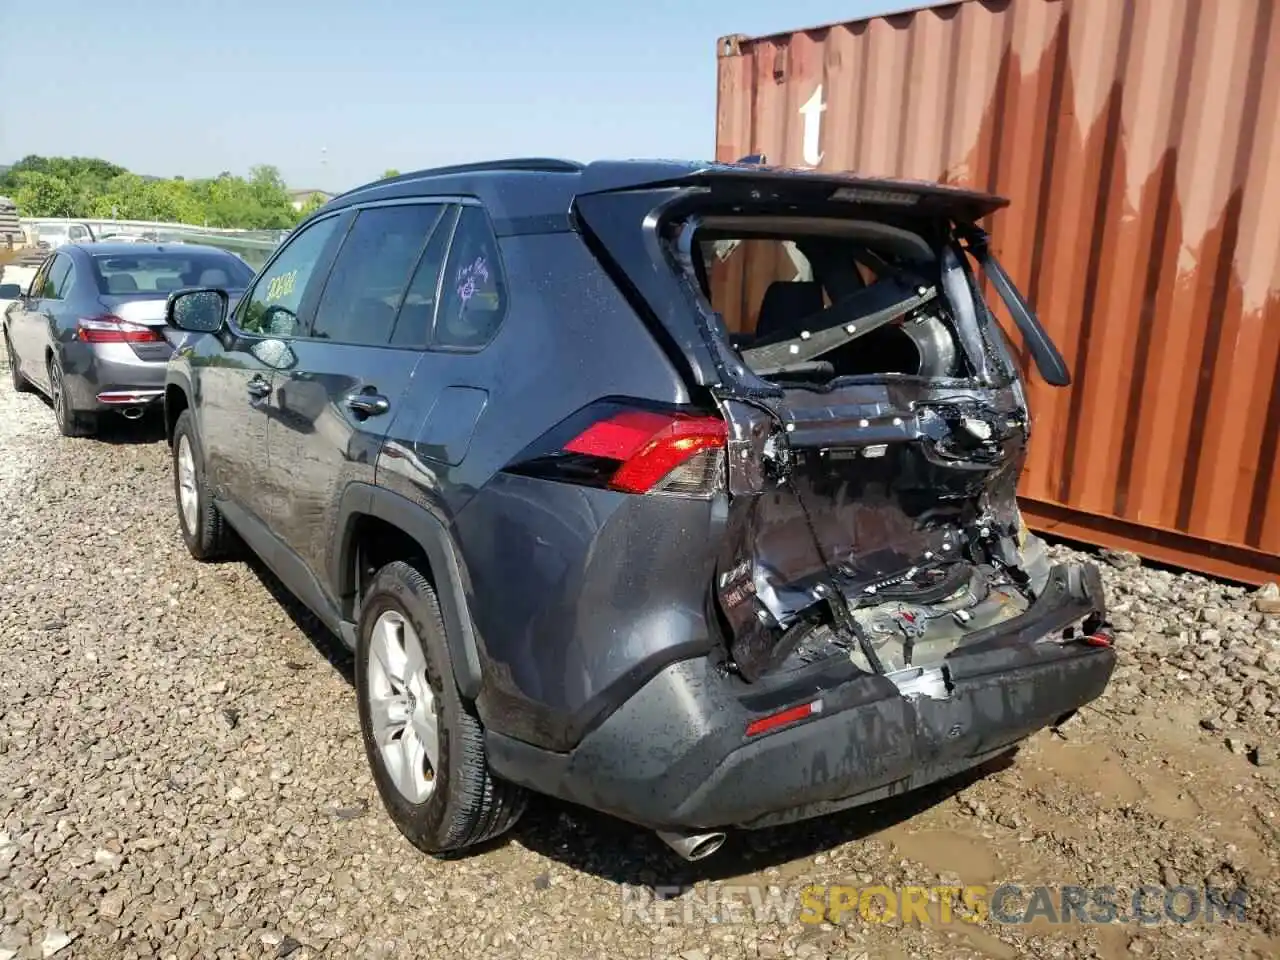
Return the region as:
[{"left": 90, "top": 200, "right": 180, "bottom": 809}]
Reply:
[{"left": 433, "top": 205, "right": 508, "bottom": 351}]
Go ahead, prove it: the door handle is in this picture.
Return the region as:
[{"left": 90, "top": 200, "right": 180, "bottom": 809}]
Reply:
[
  {"left": 346, "top": 391, "right": 390, "bottom": 418},
  {"left": 247, "top": 376, "right": 271, "bottom": 399}
]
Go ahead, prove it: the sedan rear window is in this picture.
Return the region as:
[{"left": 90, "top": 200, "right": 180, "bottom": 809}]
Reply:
[{"left": 90, "top": 251, "right": 255, "bottom": 296}]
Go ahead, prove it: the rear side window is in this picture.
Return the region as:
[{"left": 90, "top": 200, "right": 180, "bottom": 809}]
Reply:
[
  {"left": 309, "top": 203, "right": 446, "bottom": 346},
  {"left": 434, "top": 205, "right": 508, "bottom": 350},
  {"left": 392, "top": 205, "right": 458, "bottom": 348},
  {"left": 57, "top": 261, "right": 77, "bottom": 298},
  {"left": 42, "top": 255, "right": 72, "bottom": 299}
]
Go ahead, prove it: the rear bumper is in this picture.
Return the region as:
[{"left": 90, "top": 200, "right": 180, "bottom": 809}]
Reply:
[
  {"left": 486, "top": 562, "right": 1115, "bottom": 831},
  {"left": 60, "top": 342, "right": 167, "bottom": 412}
]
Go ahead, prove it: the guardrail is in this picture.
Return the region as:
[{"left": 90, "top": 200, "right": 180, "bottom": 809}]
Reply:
[
  {"left": 22, "top": 217, "right": 288, "bottom": 243},
  {"left": 21, "top": 218, "right": 287, "bottom": 270}
]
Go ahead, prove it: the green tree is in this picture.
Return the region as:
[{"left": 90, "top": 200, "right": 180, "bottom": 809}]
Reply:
[
  {"left": 297, "top": 193, "right": 328, "bottom": 218},
  {"left": 382, "top": 168, "right": 401, "bottom": 179},
  {"left": 12, "top": 171, "right": 77, "bottom": 217},
  {"left": 2, "top": 155, "right": 311, "bottom": 229}
]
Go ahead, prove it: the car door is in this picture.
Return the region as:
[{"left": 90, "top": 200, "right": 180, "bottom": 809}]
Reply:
[
  {"left": 265, "top": 200, "right": 454, "bottom": 587},
  {"left": 5, "top": 256, "right": 50, "bottom": 378},
  {"left": 12, "top": 254, "right": 72, "bottom": 391},
  {"left": 200, "top": 212, "right": 347, "bottom": 521}
]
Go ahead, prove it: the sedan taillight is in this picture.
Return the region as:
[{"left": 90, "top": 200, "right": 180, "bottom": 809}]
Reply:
[{"left": 76, "top": 316, "right": 163, "bottom": 344}]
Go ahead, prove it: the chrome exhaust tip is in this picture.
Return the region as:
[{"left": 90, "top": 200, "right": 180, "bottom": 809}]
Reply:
[
  {"left": 121, "top": 407, "right": 144, "bottom": 420},
  {"left": 655, "top": 829, "right": 727, "bottom": 861}
]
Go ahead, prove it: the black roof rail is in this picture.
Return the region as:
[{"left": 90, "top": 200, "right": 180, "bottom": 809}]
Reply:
[{"left": 333, "top": 158, "right": 584, "bottom": 202}]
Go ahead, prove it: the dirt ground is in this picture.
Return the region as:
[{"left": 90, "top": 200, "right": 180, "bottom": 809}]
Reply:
[{"left": 1, "top": 334, "right": 1278, "bottom": 960}]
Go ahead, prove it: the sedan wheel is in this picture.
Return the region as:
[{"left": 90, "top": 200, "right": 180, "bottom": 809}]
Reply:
[{"left": 47, "top": 355, "right": 94, "bottom": 437}]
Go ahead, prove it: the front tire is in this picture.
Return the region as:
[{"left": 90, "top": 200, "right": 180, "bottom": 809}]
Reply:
[
  {"left": 47, "top": 354, "right": 94, "bottom": 437},
  {"left": 356, "top": 561, "right": 525, "bottom": 855},
  {"left": 4, "top": 330, "right": 31, "bottom": 393},
  {"left": 172, "top": 409, "right": 235, "bottom": 561}
]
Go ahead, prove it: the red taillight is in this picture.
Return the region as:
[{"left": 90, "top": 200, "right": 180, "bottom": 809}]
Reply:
[
  {"left": 745, "top": 700, "right": 824, "bottom": 738},
  {"left": 76, "top": 316, "right": 163, "bottom": 344},
  {"left": 564, "top": 410, "right": 727, "bottom": 496}
]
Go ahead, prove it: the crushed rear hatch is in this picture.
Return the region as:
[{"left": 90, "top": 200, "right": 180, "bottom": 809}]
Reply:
[{"left": 574, "top": 164, "right": 1096, "bottom": 683}]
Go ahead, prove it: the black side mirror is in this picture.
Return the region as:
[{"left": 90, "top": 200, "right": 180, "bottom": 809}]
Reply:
[
  {"left": 166, "top": 287, "right": 228, "bottom": 334},
  {"left": 0, "top": 283, "right": 23, "bottom": 299}
]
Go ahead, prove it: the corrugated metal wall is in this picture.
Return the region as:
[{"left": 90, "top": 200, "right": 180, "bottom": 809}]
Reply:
[{"left": 715, "top": 0, "right": 1280, "bottom": 584}]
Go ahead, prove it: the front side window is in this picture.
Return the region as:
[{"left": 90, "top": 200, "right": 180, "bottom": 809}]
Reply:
[
  {"left": 27, "top": 258, "right": 52, "bottom": 299},
  {"left": 309, "top": 204, "right": 446, "bottom": 346},
  {"left": 238, "top": 215, "right": 342, "bottom": 337},
  {"left": 434, "top": 205, "right": 508, "bottom": 350}
]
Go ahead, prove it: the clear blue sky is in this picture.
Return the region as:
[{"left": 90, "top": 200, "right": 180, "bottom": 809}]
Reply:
[{"left": 0, "top": 0, "right": 891, "bottom": 192}]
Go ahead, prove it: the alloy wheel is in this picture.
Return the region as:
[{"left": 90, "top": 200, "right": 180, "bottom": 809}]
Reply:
[
  {"left": 176, "top": 435, "right": 199, "bottom": 535},
  {"left": 49, "top": 360, "right": 65, "bottom": 428},
  {"left": 365, "top": 610, "right": 440, "bottom": 804}
]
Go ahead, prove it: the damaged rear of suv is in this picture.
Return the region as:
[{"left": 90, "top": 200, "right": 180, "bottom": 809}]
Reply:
[
  {"left": 170, "top": 158, "right": 1115, "bottom": 862},
  {"left": 482, "top": 162, "right": 1115, "bottom": 859}
]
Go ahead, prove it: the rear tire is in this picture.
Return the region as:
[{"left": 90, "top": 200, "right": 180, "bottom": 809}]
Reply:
[
  {"left": 47, "top": 354, "right": 95, "bottom": 437},
  {"left": 172, "top": 409, "right": 235, "bottom": 561},
  {"left": 4, "top": 330, "right": 31, "bottom": 393},
  {"left": 356, "top": 561, "right": 526, "bottom": 856}
]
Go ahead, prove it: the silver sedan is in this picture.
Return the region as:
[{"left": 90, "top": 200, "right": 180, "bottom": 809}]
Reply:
[{"left": 1, "top": 242, "right": 254, "bottom": 436}]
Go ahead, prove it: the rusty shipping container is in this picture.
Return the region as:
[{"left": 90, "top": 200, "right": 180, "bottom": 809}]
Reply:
[{"left": 714, "top": 0, "right": 1280, "bottom": 584}]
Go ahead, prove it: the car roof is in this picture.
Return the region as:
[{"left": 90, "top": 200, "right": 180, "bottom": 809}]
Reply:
[
  {"left": 69, "top": 241, "right": 238, "bottom": 258},
  {"left": 313, "top": 158, "right": 1009, "bottom": 231}
]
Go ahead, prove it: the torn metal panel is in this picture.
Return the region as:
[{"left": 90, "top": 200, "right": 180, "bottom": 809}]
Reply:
[{"left": 710, "top": 370, "right": 1044, "bottom": 681}]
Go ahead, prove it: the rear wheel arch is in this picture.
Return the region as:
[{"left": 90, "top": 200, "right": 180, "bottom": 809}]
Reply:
[{"left": 334, "top": 483, "right": 484, "bottom": 701}]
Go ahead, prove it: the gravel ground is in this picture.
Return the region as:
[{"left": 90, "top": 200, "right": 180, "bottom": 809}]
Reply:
[{"left": 2, "top": 335, "right": 1279, "bottom": 960}]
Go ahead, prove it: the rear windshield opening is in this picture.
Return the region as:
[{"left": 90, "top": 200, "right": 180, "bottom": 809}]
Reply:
[
  {"left": 679, "top": 215, "right": 974, "bottom": 384},
  {"left": 91, "top": 251, "right": 255, "bottom": 296}
]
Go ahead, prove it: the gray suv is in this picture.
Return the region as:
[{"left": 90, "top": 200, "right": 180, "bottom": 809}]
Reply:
[{"left": 161, "top": 158, "right": 1116, "bottom": 861}]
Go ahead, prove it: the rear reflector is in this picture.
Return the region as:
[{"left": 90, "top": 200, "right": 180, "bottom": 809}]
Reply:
[
  {"left": 745, "top": 699, "right": 823, "bottom": 738},
  {"left": 97, "top": 390, "right": 164, "bottom": 404},
  {"left": 76, "top": 316, "right": 163, "bottom": 344}
]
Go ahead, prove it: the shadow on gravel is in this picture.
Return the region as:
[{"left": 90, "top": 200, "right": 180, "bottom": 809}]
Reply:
[
  {"left": 511, "top": 751, "right": 1017, "bottom": 888},
  {"left": 244, "top": 555, "right": 356, "bottom": 683},
  {"left": 231, "top": 538, "right": 1021, "bottom": 886},
  {"left": 30, "top": 395, "right": 169, "bottom": 445},
  {"left": 92, "top": 410, "right": 168, "bottom": 445}
]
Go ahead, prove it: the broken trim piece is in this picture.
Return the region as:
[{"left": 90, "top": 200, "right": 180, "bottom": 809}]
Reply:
[
  {"left": 740, "top": 278, "right": 939, "bottom": 372},
  {"left": 887, "top": 665, "right": 952, "bottom": 701},
  {"left": 956, "top": 223, "right": 1071, "bottom": 387}
]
